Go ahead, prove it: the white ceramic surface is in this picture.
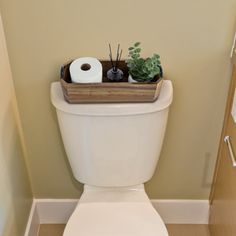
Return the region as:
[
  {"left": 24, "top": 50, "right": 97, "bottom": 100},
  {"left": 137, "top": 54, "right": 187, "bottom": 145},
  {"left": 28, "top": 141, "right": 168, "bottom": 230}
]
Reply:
[
  {"left": 51, "top": 81, "right": 173, "bottom": 187},
  {"left": 63, "top": 185, "right": 169, "bottom": 236},
  {"left": 128, "top": 74, "right": 137, "bottom": 83}
]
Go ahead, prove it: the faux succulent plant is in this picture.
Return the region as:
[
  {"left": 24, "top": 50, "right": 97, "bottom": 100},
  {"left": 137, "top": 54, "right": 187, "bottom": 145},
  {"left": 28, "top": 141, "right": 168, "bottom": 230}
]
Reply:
[{"left": 126, "top": 42, "right": 162, "bottom": 82}]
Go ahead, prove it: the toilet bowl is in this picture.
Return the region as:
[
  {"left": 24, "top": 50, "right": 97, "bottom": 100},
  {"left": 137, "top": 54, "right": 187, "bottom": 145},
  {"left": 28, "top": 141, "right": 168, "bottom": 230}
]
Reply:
[
  {"left": 63, "top": 185, "right": 168, "bottom": 236},
  {"left": 51, "top": 80, "right": 173, "bottom": 236}
]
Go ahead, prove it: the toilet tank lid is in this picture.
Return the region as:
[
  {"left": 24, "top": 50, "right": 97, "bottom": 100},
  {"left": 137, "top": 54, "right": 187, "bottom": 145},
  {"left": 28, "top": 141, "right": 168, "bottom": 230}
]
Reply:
[{"left": 51, "top": 80, "right": 173, "bottom": 116}]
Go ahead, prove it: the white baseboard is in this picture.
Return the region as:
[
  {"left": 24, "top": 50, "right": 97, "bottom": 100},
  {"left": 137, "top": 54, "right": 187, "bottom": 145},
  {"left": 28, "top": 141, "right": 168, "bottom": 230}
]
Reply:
[
  {"left": 24, "top": 199, "right": 209, "bottom": 236},
  {"left": 24, "top": 201, "right": 40, "bottom": 236},
  {"left": 35, "top": 199, "right": 78, "bottom": 224},
  {"left": 151, "top": 199, "right": 209, "bottom": 224}
]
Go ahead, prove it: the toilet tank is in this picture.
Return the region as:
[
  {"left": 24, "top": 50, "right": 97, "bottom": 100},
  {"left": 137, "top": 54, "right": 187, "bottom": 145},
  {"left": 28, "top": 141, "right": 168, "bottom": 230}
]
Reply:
[{"left": 51, "top": 81, "right": 173, "bottom": 187}]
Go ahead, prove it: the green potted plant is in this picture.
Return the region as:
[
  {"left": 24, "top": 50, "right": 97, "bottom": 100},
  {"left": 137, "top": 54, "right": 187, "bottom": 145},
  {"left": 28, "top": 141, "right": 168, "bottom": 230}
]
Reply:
[{"left": 126, "top": 42, "right": 163, "bottom": 83}]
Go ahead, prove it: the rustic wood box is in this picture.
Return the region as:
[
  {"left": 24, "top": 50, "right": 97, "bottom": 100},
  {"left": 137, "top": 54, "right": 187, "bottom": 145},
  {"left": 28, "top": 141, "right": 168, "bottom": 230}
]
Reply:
[{"left": 60, "top": 60, "right": 163, "bottom": 103}]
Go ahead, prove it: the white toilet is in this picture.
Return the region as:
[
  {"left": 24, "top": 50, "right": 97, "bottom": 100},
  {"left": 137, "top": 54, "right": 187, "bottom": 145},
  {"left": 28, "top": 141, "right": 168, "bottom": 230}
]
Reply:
[{"left": 51, "top": 80, "right": 173, "bottom": 236}]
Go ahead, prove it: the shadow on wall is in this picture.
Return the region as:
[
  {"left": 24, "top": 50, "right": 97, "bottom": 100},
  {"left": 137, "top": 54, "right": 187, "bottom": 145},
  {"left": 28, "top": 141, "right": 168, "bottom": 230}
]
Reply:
[{"left": 201, "top": 152, "right": 213, "bottom": 189}]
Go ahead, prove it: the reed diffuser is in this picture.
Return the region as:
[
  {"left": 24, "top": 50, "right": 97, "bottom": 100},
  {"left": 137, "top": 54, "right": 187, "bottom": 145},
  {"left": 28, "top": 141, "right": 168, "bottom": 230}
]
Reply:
[{"left": 107, "top": 44, "right": 124, "bottom": 82}]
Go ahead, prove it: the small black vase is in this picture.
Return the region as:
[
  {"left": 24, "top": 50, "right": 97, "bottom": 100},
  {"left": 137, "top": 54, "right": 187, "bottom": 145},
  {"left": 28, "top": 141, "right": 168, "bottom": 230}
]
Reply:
[{"left": 107, "top": 68, "right": 124, "bottom": 82}]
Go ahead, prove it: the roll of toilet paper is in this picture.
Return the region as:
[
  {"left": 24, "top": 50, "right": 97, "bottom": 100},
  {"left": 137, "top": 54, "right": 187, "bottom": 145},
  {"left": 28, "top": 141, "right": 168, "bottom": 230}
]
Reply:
[{"left": 69, "top": 57, "right": 103, "bottom": 83}]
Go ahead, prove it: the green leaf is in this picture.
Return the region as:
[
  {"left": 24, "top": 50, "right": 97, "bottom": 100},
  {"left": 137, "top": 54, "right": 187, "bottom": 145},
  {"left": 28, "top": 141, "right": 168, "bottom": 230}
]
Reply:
[
  {"left": 153, "top": 53, "right": 160, "bottom": 59},
  {"left": 134, "top": 42, "right": 140, "bottom": 47},
  {"left": 134, "top": 48, "right": 141, "bottom": 53}
]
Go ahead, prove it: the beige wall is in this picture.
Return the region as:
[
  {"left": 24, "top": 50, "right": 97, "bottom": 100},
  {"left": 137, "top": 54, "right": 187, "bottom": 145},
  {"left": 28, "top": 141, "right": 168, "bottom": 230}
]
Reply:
[
  {"left": 0, "top": 14, "right": 32, "bottom": 236},
  {"left": 0, "top": 0, "right": 236, "bottom": 199}
]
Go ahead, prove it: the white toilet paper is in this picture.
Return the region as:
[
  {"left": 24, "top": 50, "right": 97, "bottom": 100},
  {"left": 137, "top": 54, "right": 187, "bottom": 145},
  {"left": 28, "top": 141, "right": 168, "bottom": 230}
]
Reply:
[{"left": 69, "top": 57, "right": 103, "bottom": 83}]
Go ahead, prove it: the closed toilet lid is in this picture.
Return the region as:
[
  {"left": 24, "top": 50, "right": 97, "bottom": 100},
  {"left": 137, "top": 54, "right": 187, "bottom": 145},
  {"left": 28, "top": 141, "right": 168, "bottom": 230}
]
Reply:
[{"left": 63, "top": 201, "right": 168, "bottom": 236}]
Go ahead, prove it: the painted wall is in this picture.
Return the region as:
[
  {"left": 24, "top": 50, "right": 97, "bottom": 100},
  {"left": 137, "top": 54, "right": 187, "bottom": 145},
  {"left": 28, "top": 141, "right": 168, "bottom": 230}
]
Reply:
[
  {"left": 0, "top": 0, "right": 236, "bottom": 199},
  {"left": 0, "top": 14, "right": 32, "bottom": 236}
]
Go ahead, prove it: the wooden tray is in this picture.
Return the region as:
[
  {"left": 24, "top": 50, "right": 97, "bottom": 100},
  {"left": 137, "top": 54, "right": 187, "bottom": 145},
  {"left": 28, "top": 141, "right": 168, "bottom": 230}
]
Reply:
[{"left": 60, "top": 60, "right": 163, "bottom": 103}]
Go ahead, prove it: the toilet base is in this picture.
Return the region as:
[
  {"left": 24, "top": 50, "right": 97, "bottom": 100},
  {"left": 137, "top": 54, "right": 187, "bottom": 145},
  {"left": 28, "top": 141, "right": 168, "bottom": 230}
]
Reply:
[{"left": 63, "top": 184, "right": 168, "bottom": 236}]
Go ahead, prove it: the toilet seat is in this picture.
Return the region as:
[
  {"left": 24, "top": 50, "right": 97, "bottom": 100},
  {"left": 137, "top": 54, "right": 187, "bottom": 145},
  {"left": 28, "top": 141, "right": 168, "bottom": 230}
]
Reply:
[{"left": 63, "top": 185, "right": 168, "bottom": 236}]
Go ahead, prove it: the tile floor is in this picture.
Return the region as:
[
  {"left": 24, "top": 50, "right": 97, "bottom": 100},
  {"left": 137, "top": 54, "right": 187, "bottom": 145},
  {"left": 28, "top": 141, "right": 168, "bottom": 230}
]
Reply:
[{"left": 38, "top": 224, "right": 210, "bottom": 236}]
